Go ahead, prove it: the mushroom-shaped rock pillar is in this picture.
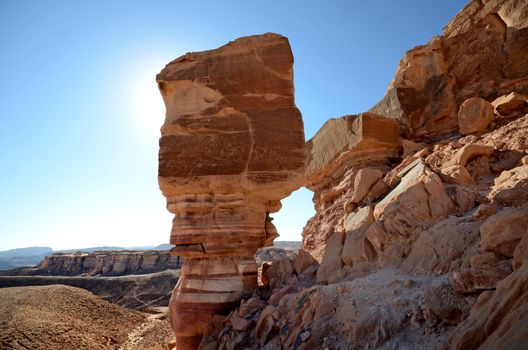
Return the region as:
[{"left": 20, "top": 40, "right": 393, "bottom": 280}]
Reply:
[{"left": 157, "top": 33, "right": 306, "bottom": 349}]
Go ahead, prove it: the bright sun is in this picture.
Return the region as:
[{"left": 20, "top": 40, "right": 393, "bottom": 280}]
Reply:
[{"left": 130, "top": 67, "right": 166, "bottom": 138}]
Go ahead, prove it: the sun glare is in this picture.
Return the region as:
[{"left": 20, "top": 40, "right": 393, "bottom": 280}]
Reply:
[{"left": 130, "top": 67, "right": 166, "bottom": 138}]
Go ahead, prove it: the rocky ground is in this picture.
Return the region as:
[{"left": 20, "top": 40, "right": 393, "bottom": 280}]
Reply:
[
  {"left": 0, "top": 285, "right": 182, "bottom": 350},
  {"left": 0, "top": 270, "right": 180, "bottom": 309},
  {"left": 0, "top": 285, "right": 145, "bottom": 350}
]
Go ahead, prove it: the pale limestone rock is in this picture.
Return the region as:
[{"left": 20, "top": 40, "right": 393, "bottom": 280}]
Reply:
[
  {"left": 344, "top": 206, "right": 374, "bottom": 233},
  {"left": 458, "top": 97, "right": 495, "bottom": 135},
  {"left": 39, "top": 250, "right": 182, "bottom": 276},
  {"left": 371, "top": 161, "right": 455, "bottom": 265},
  {"left": 480, "top": 206, "right": 528, "bottom": 257},
  {"left": 341, "top": 232, "right": 377, "bottom": 266},
  {"left": 341, "top": 206, "right": 376, "bottom": 266}
]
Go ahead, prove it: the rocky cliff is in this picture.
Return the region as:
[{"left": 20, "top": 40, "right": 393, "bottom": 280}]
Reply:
[
  {"left": 157, "top": 33, "right": 306, "bottom": 349},
  {"left": 37, "top": 250, "right": 183, "bottom": 276},
  {"left": 159, "top": 1, "right": 528, "bottom": 349}
]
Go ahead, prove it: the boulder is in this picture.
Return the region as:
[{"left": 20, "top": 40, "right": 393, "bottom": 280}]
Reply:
[
  {"left": 369, "top": 37, "right": 457, "bottom": 138},
  {"left": 400, "top": 216, "right": 481, "bottom": 276},
  {"left": 372, "top": 161, "right": 455, "bottom": 262},
  {"left": 448, "top": 261, "right": 528, "bottom": 349},
  {"left": 305, "top": 113, "right": 400, "bottom": 189},
  {"left": 457, "top": 97, "right": 495, "bottom": 135},
  {"left": 316, "top": 232, "right": 344, "bottom": 284},
  {"left": 402, "top": 139, "right": 428, "bottom": 158},
  {"left": 449, "top": 260, "right": 512, "bottom": 293},
  {"left": 480, "top": 206, "right": 528, "bottom": 257},
  {"left": 294, "top": 249, "right": 318, "bottom": 275},
  {"left": 488, "top": 165, "right": 528, "bottom": 204},
  {"left": 264, "top": 257, "right": 295, "bottom": 290},
  {"left": 492, "top": 92, "right": 527, "bottom": 116},
  {"left": 341, "top": 206, "right": 376, "bottom": 266},
  {"left": 350, "top": 168, "right": 383, "bottom": 203},
  {"left": 303, "top": 113, "right": 400, "bottom": 259},
  {"left": 513, "top": 235, "right": 528, "bottom": 270}
]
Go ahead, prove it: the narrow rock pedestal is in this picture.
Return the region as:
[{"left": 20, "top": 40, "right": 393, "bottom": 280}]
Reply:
[{"left": 157, "top": 33, "right": 306, "bottom": 349}]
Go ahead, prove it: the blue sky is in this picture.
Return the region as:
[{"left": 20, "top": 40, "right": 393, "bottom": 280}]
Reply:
[{"left": 0, "top": 0, "right": 467, "bottom": 250}]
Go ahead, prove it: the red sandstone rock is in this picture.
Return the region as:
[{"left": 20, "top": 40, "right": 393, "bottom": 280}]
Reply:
[
  {"left": 157, "top": 33, "right": 306, "bottom": 349},
  {"left": 457, "top": 97, "right": 495, "bottom": 135},
  {"left": 369, "top": 37, "right": 457, "bottom": 138},
  {"left": 488, "top": 165, "right": 528, "bottom": 204},
  {"left": 371, "top": 0, "right": 528, "bottom": 139},
  {"left": 315, "top": 232, "right": 345, "bottom": 284},
  {"left": 302, "top": 113, "right": 399, "bottom": 260},
  {"left": 400, "top": 216, "right": 481, "bottom": 276},
  {"left": 480, "top": 206, "right": 528, "bottom": 257},
  {"left": 372, "top": 161, "right": 455, "bottom": 262},
  {"left": 402, "top": 139, "right": 428, "bottom": 158},
  {"left": 448, "top": 247, "right": 528, "bottom": 349},
  {"left": 350, "top": 168, "right": 383, "bottom": 203},
  {"left": 294, "top": 249, "right": 318, "bottom": 275},
  {"left": 305, "top": 113, "right": 400, "bottom": 190},
  {"left": 449, "top": 260, "right": 512, "bottom": 293},
  {"left": 492, "top": 92, "right": 527, "bottom": 116},
  {"left": 157, "top": 2, "right": 528, "bottom": 349}
]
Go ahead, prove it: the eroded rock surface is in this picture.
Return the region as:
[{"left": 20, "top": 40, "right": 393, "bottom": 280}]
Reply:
[
  {"left": 37, "top": 250, "right": 182, "bottom": 276},
  {"left": 370, "top": 0, "right": 528, "bottom": 139},
  {"left": 156, "top": 1, "right": 528, "bottom": 349},
  {"left": 157, "top": 33, "right": 306, "bottom": 349}
]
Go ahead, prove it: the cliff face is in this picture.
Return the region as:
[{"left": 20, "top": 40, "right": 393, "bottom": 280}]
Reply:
[
  {"left": 38, "top": 250, "right": 182, "bottom": 276},
  {"left": 170, "top": 1, "right": 528, "bottom": 349},
  {"left": 157, "top": 33, "right": 306, "bottom": 349},
  {"left": 370, "top": 0, "right": 528, "bottom": 139}
]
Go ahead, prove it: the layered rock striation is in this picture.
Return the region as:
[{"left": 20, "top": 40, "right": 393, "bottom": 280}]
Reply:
[
  {"left": 157, "top": 33, "right": 306, "bottom": 349},
  {"left": 37, "top": 250, "right": 182, "bottom": 276},
  {"left": 186, "top": 1, "right": 528, "bottom": 349}
]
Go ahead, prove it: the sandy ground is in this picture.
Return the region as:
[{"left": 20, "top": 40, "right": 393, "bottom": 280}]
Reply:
[{"left": 0, "top": 285, "right": 176, "bottom": 350}]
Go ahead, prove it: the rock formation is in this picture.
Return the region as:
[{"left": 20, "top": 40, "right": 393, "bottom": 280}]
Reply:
[
  {"left": 37, "top": 250, "right": 182, "bottom": 276},
  {"left": 157, "top": 33, "right": 306, "bottom": 349},
  {"left": 155, "top": 1, "right": 528, "bottom": 348},
  {"left": 370, "top": 0, "right": 528, "bottom": 139},
  {"left": 303, "top": 113, "right": 401, "bottom": 260}
]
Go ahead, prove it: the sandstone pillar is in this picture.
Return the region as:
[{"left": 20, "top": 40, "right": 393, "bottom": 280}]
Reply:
[{"left": 157, "top": 33, "right": 306, "bottom": 349}]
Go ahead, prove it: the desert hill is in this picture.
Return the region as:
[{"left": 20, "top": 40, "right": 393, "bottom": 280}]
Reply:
[{"left": 0, "top": 285, "right": 145, "bottom": 349}]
